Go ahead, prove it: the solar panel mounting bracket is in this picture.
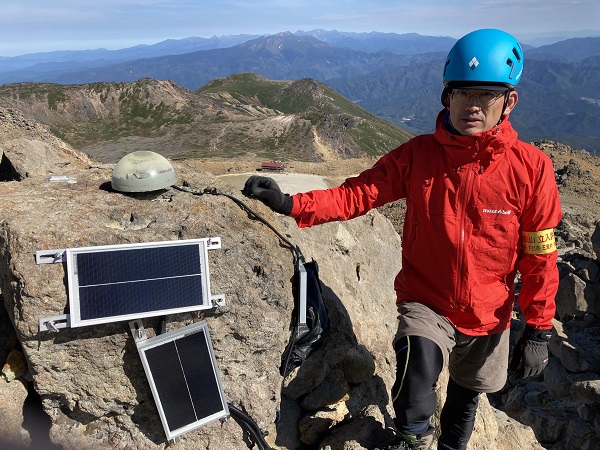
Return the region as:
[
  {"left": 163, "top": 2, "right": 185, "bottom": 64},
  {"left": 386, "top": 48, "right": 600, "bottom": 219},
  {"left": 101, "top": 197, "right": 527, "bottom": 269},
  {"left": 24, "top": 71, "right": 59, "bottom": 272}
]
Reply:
[
  {"left": 39, "top": 314, "right": 70, "bottom": 332},
  {"left": 129, "top": 319, "right": 148, "bottom": 344},
  {"left": 35, "top": 249, "right": 67, "bottom": 264},
  {"left": 210, "top": 294, "right": 226, "bottom": 308}
]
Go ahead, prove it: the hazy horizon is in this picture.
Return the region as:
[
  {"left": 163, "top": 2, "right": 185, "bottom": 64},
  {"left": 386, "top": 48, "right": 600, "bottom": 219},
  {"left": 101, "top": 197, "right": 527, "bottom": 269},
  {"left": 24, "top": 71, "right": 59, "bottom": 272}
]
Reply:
[
  {"left": 1, "top": 28, "right": 599, "bottom": 60},
  {"left": 1, "top": 0, "right": 599, "bottom": 57}
]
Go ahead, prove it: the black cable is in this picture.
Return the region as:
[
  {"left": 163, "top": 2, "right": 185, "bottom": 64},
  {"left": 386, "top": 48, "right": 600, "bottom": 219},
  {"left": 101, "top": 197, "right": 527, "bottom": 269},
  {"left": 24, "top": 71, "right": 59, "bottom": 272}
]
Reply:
[
  {"left": 228, "top": 403, "right": 273, "bottom": 450},
  {"left": 173, "top": 183, "right": 305, "bottom": 376},
  {"left": 172, "top": 183, "right": 303, "bottom": 263}
]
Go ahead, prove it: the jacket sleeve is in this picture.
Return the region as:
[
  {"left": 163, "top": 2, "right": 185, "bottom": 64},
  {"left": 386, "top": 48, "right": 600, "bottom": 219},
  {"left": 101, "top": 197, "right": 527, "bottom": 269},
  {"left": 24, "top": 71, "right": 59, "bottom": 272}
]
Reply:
[
  {"left": 516, "top": 150, "right": 562, "bottom": 330},
  {"left": 289, "top": 146, "right": 409, "bottom": 228}
]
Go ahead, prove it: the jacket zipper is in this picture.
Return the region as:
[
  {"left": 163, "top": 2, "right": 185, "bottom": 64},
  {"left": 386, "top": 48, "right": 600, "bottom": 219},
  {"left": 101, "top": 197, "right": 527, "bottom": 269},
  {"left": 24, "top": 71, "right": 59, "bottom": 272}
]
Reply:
[{"left": 454, "top": 161, "right": 476, "bottom": 307}]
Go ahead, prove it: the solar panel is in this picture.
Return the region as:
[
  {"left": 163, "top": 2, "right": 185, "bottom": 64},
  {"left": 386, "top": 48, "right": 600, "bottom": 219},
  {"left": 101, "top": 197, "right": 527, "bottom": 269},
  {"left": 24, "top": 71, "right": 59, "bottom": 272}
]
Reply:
[
  {"left": 130, "top": 320, "right": 229, "bottom": 441},
  {"left": 37, "top": 238, "right": 225, "bottom": 331}
]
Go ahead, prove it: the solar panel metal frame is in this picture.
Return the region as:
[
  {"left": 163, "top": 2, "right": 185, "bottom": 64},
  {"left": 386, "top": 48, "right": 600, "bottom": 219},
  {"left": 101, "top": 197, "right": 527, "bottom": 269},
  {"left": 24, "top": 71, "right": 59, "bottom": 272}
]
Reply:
[
  {"left": 131, "top": 319, "right": 229, "bottom": 441},
  {"left": 37, "top": 237, "right": 224, "bottom": 330}
]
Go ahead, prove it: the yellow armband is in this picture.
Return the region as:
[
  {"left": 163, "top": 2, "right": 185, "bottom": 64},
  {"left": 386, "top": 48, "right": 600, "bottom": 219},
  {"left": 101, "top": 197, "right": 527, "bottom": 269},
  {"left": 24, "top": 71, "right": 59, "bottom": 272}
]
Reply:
[{"left": 521, "top": 229, "right": 557, "bottom": 254}]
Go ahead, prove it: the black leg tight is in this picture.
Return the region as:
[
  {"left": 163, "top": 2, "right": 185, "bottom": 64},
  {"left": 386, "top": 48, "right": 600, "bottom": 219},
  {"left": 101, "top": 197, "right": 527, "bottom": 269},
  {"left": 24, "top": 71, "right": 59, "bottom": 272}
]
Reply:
[
  {"left": 392, "top": 336, "right": 480, "bottom": 449},
  {"left": 438, "top": 378, "right": 479, "bottom": 450},
  {"left": 391, "top": 336, "right": 443, "bottom": 437}
]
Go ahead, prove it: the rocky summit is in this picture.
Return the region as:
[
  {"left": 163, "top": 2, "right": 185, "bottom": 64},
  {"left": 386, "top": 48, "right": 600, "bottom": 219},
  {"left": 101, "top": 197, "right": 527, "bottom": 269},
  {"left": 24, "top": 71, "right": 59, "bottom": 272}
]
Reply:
[{"left": 1, "top": 106, "right": 600, "bottom": 449}]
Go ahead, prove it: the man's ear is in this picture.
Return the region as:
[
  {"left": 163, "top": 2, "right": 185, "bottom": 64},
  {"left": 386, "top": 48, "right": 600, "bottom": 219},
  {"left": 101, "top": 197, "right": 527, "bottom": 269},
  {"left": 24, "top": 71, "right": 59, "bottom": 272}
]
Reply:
[
  {"left": 504, "top": 90, "right": 518, "bottom": 115},
  {"left": 441, "top": 86, "right": 452, "bottom": 108}
]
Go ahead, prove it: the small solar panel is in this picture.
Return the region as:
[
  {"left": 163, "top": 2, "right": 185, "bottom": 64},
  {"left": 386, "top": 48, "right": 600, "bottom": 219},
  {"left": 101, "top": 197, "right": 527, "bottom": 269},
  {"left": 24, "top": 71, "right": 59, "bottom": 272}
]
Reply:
[
  {"left": 133, "top": 320, "right": 229, "bottom": 440},
  {"left": 37, "top": 238, "right": 224, "bottom": 330}
]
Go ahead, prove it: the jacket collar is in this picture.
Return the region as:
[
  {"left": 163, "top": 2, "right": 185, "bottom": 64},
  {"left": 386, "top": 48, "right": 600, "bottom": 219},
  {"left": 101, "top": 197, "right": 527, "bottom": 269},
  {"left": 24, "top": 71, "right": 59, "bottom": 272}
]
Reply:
[
  {"left": 434, "top": 109, "right": 518, "bottom": 152},
  {"left": 433, "top": 110, "right": 519, "bottom": 168}
]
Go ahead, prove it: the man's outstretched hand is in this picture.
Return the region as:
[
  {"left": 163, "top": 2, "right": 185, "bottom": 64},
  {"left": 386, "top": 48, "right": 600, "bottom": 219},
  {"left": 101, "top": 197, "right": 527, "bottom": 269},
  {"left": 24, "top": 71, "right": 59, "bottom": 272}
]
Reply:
[{"left": 242, "top": 176, "right": 293, "bottom": 215}]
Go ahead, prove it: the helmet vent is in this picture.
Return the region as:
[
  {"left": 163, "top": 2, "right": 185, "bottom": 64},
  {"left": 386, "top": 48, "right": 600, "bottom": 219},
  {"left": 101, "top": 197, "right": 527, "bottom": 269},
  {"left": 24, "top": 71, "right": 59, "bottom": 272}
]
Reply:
[
  {"left": 507, "top": 58, "right": 517, "bottom": 79},
  {"left": 512, "top": 47, "right": 522, "bottom": 62}
]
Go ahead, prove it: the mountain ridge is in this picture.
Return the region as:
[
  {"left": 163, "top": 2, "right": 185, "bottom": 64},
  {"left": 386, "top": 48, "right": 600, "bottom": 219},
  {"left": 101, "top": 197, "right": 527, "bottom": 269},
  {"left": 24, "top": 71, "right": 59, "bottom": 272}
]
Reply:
[
  {"left": 0, "top": 75, "right": 412, "bottom": 164},
  {"left": 1, "top": 31, "right": 598, "bottom": 154}
]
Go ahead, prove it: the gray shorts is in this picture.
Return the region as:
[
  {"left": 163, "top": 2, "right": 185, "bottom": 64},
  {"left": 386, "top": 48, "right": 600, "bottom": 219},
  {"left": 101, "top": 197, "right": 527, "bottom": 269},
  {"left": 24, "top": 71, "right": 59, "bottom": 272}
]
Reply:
[{"left": 393, "top": 302, "right": 510, "bottom": 393}]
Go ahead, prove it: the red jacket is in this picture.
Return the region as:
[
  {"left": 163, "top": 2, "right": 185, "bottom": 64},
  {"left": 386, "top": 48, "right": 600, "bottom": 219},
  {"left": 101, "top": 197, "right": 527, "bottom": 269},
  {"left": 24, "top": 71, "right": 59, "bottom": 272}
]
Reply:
[{"left": 290, "top": 111, "right": 562, "bottom": 335}]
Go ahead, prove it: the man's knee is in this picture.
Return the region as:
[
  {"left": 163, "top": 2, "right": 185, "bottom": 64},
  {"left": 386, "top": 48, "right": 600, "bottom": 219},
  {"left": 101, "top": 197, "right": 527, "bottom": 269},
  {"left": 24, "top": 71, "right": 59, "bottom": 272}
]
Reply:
[{"left": 391, "top": 335, "right": 443, "bottom": 433}]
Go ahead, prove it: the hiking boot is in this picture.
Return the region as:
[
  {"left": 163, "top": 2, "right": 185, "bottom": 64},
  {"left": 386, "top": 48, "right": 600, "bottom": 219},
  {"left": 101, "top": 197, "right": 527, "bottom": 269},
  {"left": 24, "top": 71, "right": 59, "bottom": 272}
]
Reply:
[
  {"left": 375, "top": 440, "right": 417, "bottom": 450},
  {"left": 375, "top": 431, "right": 434, "bottom": 450}
]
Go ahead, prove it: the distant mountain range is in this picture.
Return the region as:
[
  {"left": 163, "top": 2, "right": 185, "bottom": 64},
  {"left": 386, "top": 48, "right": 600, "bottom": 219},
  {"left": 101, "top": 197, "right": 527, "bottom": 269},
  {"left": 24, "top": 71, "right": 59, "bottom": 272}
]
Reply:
[{"left": 0, "top": 30, "right": 598, "bottom": 154}]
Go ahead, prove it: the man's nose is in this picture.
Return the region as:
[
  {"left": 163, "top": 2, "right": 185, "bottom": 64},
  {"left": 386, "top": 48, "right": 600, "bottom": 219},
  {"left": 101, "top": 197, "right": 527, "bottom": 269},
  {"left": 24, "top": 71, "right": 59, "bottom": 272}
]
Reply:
[{"left": 465, "top": 94, "right": 480, "bottom": 107}]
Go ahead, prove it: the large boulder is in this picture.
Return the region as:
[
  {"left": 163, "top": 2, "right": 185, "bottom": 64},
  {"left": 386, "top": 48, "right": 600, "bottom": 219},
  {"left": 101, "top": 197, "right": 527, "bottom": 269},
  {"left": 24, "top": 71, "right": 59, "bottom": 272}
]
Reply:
[{"left": 0, "top": 122, "right": 405, "bottom": 449}]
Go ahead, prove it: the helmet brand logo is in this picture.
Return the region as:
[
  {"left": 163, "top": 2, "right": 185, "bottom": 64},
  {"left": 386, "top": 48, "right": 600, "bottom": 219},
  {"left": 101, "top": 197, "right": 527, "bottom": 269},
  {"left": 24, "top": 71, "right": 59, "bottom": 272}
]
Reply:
[{"left": 469, "top": 57, "right": 479, "bottom": 70}]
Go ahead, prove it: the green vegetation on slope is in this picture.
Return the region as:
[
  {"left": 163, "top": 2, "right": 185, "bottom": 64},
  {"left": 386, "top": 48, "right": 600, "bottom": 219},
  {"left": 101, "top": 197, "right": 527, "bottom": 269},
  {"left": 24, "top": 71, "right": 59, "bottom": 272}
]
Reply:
[
  {"left": 0, "top": 75, "right": 414, "bottom": 162},
  {"left": 198, "top": 73, "right": 413, "bottom": 157}
]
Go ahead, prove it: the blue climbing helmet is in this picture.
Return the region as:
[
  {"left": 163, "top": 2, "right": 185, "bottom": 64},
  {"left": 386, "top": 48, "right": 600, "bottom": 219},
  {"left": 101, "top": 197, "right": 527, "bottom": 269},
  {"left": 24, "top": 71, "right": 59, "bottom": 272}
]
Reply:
[{"left": 443, "top": 28, "right": 524, "bottom": 89}]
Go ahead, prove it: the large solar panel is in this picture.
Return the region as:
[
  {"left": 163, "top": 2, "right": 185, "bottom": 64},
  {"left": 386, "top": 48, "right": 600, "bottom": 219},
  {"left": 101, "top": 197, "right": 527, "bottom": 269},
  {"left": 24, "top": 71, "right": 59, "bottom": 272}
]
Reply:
[
  {"left": 131, "top": 320, "right": 229, "bottom": 441},
  {"left": 37, "top": 238, "right": 224, "bottom": 330}
]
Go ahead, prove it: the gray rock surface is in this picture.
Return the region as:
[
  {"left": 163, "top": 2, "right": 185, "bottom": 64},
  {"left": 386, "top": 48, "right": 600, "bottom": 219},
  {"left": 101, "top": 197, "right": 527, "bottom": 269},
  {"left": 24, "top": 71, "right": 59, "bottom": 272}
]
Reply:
[{"left": 0, "top": 378, "right": 30, "bottom": 447}]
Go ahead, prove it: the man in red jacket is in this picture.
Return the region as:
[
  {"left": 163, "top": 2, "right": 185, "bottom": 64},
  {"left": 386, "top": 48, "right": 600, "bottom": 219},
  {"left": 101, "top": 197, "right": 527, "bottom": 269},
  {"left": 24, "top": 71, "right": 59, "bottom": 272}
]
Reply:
[{"left": 244, "top": 29, "right": 561, "bottom": 450}]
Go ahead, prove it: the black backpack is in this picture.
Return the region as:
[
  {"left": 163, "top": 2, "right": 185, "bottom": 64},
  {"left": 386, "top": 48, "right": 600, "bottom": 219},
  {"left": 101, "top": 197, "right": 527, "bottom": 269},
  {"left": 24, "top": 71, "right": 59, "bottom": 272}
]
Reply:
[{"left": 280, "top": 254, "right": 329, "bottom": 377}]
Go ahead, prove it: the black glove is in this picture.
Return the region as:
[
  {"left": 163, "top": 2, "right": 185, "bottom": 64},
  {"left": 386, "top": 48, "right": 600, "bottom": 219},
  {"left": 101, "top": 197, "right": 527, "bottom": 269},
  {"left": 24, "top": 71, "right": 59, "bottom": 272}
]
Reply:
[
  {"left": 242, "top": 175, "right": 293, "bottom": 215},
  {"left": 510, "top": 326, "right": 552, "bottom": 379}
]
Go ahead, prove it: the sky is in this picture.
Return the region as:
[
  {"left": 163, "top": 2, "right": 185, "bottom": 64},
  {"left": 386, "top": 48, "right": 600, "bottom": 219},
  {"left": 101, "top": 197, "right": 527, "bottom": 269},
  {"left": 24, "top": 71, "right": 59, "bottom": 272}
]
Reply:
[{"left": 1, "top": 0, "right": 599, "bottom": 57}]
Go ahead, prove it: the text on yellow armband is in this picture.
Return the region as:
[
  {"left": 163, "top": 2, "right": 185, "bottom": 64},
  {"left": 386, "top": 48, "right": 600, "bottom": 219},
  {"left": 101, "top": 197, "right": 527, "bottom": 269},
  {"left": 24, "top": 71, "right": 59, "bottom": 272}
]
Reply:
[{"left": 521, "top": 228, "right": 556, "bottom": 255}]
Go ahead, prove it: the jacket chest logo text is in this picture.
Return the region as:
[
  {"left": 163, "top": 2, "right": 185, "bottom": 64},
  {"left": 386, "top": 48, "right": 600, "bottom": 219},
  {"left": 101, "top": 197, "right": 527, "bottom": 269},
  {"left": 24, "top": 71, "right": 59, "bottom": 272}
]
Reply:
[{"left": 482, "top": 208, "right": 511, "bottom": 215}]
